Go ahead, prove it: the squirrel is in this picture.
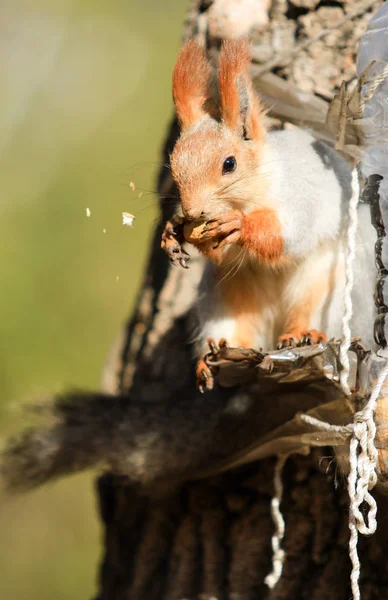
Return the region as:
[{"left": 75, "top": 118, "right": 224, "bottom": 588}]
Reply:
[
  {"left": 161, "top": 39, "right": 377, "bottom": 392},
  {"left": 1, "top": 40, "right": 377, "bottom": 494}
]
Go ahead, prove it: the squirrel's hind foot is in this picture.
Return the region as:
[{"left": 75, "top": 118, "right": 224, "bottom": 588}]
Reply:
[
  {"left": 277, "top": 329, "right": 326, "bottom": 349},
  {"left": 196, "top": 359, "right": 214, "bottom": 393}
]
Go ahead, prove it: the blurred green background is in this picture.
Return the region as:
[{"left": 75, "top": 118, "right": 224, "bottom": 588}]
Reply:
[{"left": 0, "top": 1, "right": 187, "bottom": 597}]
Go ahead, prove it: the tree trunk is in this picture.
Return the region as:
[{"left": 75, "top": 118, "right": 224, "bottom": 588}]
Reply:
[{"left": 96, "top": 1, "right": 386, "bottom": 598}]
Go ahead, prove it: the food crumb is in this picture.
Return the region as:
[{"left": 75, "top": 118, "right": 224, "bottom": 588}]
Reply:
[
  {"left": 129, "top": 181, "right": 135, "bottom": 191},
  {"left": 103, "top": 228, "right": 107, "bottom": 234},
  {"left": 122, "top": 212, "right": 135, "bottom": 227},
  {"left": 138, "top": 192, "right": 143, "bottom": 199},
  {"left": 86, "top": 208, "right": 91, "bottom": 217},
  {"left": 116, "top": 275, "right": 119, "bottom": 282}
]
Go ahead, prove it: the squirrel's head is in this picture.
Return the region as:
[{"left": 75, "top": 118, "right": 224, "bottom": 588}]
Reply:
[{"left": 170, "top": 39, "right": 266, "bottom": 221}]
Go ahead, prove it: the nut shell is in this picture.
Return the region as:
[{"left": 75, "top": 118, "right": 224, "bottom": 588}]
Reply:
[{"left": 183, "top": 220, "right": 207, "bottom": 244}]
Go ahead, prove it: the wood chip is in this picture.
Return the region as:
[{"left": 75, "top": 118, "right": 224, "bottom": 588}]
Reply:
[{"left": 122, "top": 212, "right": 135, "bottom": 227}]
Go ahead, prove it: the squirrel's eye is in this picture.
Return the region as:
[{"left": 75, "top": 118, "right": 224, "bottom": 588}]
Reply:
[{"left": 222, "top": 156, "right": 237, "bottom": 175}]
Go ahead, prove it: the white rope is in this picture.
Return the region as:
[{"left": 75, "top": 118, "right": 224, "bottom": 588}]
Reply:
[
  {"left": 300, "top": 367, "right": 388, "bottom": 600},
  {"left": 343, "top": 62, "right": 388, "bottom": 599},
  {"left": 347, "top": 363, "right": 388, "bottom": 600},
  {"left": 300, "top": 413, "right": 353, "bottom": 433},
  {"left": 339, "top": 169, "right": 360, "bottom": 396},
  {"left": 264, "top": 453, "right": 288, "bottom": 589},
  {"left": 338, "top": 167, "right": 380, "bottom": 600},
  {"left": 265, "top": 162, "right": 388, "bottom": 596},
  {"left": 305, "top": 167, "right": 388, "bottom": 600},
  {"left": 265, "top": 170, "right": 381, "bottom": 595}
]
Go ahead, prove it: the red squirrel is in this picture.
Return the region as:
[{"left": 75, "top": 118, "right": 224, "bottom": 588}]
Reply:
[
  {"left": 0, "top": 41, "right": 378, "bottom": 495},
  {"left": 162, "top": 39, "right": 376, "bottom": 391}
]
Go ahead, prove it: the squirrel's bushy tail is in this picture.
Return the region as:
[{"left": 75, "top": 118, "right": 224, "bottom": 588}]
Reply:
[
  {"left": 1, "top": 391, "right": 129, "bottom": 492},
  {"left": 2, "top": 385, "right": 231, "bottom": 492}
]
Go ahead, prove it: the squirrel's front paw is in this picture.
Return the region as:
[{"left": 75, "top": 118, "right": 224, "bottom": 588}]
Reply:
[
  {"left": 161, "top": 219, "right": 190, "bottom": 268},
  {"left": 201, "top": 210, "right": 243, "bottom": 249},
  {"left": 277, "top": 329, "right": 326, "bottom": 349}
]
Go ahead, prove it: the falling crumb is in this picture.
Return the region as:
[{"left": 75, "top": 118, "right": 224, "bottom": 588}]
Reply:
[
  {"left": 116, "top": 275, "right": 119, "bottom": 282},
  {"left": 103, "top": 228, "right": 107, "bottom": 234},
  {"left": 122, "top": 211, "right": 135, "bottom": 227},
  {"left": 86, "top": 207, "right": 91, "bottom": 217},
  {"left": 129, "top": 181, "right": 135, "bottom": 191},
  {"left": 138, "top": 192, "right": 143, "bottom": 199}
]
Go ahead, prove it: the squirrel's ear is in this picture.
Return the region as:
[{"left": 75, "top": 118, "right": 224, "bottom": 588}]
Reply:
[
  {"left": 172, "top": 40, "right": 212, "bottom": 131},
  {"left": 218, "top": 39, "right": 265, "bottom": 141}
]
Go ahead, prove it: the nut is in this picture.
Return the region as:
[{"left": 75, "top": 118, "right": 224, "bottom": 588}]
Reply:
[{"left": 183, "top": 220, "right": 207, "bottom": 244}]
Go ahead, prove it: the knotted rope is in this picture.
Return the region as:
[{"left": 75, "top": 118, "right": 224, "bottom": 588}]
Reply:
[
  {"left": 300, "top": 361, "right": 388, "bottom": 600},
  {"left": 303, "top": 170, "right": 388, "bottom": 600},
  {"left": 266, "top": 169, "right": 388, "bottom": 597},
  {"left": 347, "top": 365, "right": 388, "bottom": 600}
]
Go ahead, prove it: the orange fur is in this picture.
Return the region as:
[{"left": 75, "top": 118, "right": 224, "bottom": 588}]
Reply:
[
  {"left": 171, "top": 126, "right": 228, "bottom": 220},
  {"left": 222, "top": 275, "right": 260, "bottom": 315},
  {"left": 279, "top": 276, "right": 331, "bottom": 346},
  {"left": 172, "top": 40, "right": 212, "bottom": 130},
  {"left": 218, "top": 40, "right": 265, "bottom": 140},
  {"left": 240, "top": 208, "right": 284, "bottom": 262},
  {"left": 222, "top": 280, "right": 259, "bottom": 348},
  {"left": 284, "top": 278, "right": 329, "bottom": 332},
  {"left": 218, "top": 264, "right": 284, "bottom": 349}
]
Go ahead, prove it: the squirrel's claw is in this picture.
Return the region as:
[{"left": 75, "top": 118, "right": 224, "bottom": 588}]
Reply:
[
  {"left": 300, "top": 330, "right": 326, "bottom": 345},
  {"left": 207, "top": 338, "right": 219, "bottom": 354},
  {"left": 277, "top": 335, "right": 298, "bottom": 349},
  {"left": 206, "top": 337, "right": 228, "bottom": 354},
  {"left": 277, "top": 329, "right": 326, "bottom": 349},
  {"left": 165, "top": 244, "right": 190, "bottom": 268},
  {"left": 161, "top": 218, "right": 191, "bottom": 268},
  {"left": 196, "top": 358, "right": 214, "bottom": 393}
]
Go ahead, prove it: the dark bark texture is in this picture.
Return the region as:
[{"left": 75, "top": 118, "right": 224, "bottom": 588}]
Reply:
[{"left": 96, "top": 452, "right": 388, "bottom": 600}]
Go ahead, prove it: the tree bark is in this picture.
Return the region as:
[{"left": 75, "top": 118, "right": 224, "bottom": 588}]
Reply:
[{"left": 95, "top": 1, "right": 386, "bottom": 599}]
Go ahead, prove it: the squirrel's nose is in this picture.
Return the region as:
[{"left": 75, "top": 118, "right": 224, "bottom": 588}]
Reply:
[{"left": 183, "top": 209, "right": 205, "bottom": 221}]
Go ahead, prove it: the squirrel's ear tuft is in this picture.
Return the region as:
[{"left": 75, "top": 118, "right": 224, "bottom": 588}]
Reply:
[
  {"left": 218, "top": 39, "right": 265, "bottom": 141},
  {"left": 172, "top": 40, "right": 212, "bottom": 131}
]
